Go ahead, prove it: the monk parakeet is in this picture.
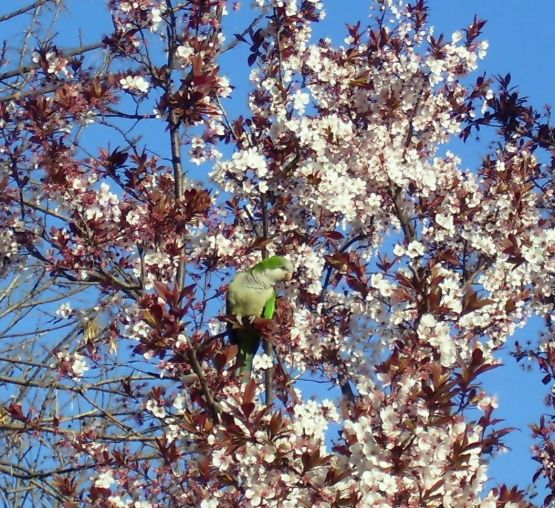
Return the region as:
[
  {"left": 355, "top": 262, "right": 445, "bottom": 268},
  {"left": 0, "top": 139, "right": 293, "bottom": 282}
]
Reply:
[{"left": 226, "top": 255, "right": 294, "bottom": 377}]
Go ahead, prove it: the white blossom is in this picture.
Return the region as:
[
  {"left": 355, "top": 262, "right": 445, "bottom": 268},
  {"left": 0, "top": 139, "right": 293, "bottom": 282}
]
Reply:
[
  {"left": 93, "top": 470, "right": 115, "bottom": 489},
  {"left": 56, "top": 302, "right": 73, "bottom": 319},
  {"left": 406, "top": 240, "right": 426, "bottom": 258},
  {"left": 292, "top": 90, "right": 310, "bottom": 113},
  {"left": 253, "top": 353, "right": 273, "bottom": 370},
  {"left": 120, "top": 75, "right": 150, "bottom": 94},
  {"left": 146, "top": 399, "right": 166, "bottom": 418}
]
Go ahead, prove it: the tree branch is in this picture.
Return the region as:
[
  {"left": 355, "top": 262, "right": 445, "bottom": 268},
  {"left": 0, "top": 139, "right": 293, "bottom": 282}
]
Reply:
[
  {"left": 0, "top": 0, "right": 52, "bottom": 23},
  {"left": 0, "top": 41, "right": 103, "bottom": 82}
]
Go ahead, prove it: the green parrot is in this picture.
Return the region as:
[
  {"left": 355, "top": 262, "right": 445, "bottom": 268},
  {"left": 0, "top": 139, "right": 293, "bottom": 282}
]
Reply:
[{"left": 226, "top": 255, "right": 294, "bottom": 378}]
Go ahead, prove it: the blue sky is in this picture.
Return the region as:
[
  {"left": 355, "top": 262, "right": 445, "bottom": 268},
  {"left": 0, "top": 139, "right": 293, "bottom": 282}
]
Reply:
[{"left": 2, "top": 0, "right": 553, "bottom": 499}]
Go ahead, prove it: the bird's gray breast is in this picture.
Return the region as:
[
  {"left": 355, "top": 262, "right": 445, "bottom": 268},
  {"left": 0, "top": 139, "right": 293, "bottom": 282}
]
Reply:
[{"left": 227, "top": 272, "right": 273, "bottom": 317}]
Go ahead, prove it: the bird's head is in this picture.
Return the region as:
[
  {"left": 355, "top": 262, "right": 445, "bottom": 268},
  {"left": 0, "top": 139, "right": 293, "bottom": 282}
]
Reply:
[{"left": 252, "top": 255, "right": 294, "bottom": 284}]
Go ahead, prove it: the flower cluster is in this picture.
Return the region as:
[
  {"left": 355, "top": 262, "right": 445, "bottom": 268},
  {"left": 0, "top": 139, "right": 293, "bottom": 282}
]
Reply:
[
  {"left": 119, "top": 75, "right": 150, "bottom": 95},
  {"left": 54, "top": 351, "right": 90, "bottom": 378}
]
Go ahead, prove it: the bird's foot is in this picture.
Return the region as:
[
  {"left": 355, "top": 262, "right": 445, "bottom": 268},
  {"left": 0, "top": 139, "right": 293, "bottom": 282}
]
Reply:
[{"left": 235, "top": 315, "right": 257, "bottom": 327}]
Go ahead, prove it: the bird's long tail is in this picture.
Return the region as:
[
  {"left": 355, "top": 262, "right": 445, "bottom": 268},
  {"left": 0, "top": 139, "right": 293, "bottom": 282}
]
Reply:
[
  {"left": 230, "top": 327, "right": 260, "bottom": 380},
  {"left": 238, "top": 349, "right": 255, "bottom": 378}
]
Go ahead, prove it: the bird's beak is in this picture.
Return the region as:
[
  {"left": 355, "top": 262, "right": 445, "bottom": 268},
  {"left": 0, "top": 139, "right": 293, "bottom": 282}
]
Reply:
[{"left": 284, "top": 272, "right": 293, "bottom": 282}]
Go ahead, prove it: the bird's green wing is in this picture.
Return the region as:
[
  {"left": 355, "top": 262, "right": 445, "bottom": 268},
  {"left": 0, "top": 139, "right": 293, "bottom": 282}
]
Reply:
[{"left": 262, "top": 290, "right": 277, "bottom": 320}]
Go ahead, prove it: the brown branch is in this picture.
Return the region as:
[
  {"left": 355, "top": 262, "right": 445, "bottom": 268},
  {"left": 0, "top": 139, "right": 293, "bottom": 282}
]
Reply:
[
  {"left": 78, "top": 390, "right": 141, "bottom": 436},
  {"left": 259, "top": 193, "right": 274, "bottom": 407},
  {"left": 186, "top": 347, "right": 222, "bottom": 423},
  {"left": 0, "top": 375, "right": 128, "bottom": 397},
  {"left": 0, "top": 41, "right": 104, "bottom": 82},
  {"left": 0, "top": 422, "right": 158, "bottom": 442},
  {"left": 0, "top": 0, "right": 52, "bottom": 23},
  {"left": 0, "top": 454, "right": 159, "bottom": 481},
  {"left": 165, "top": 0, "right": 186, "bottom": 295}
]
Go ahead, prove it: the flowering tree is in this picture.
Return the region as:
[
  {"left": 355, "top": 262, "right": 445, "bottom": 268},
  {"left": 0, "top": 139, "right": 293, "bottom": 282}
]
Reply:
[{"left": 0, "top": 0, "right": 553, "bottom": 506}]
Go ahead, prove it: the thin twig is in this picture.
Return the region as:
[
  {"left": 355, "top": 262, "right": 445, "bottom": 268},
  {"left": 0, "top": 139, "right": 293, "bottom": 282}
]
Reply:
[
  {"left": 0, "top": 42, "right": 103, "bottom": 82},
  {"left": 0, "top": 0, "right": 52, "bottom": 23}
]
